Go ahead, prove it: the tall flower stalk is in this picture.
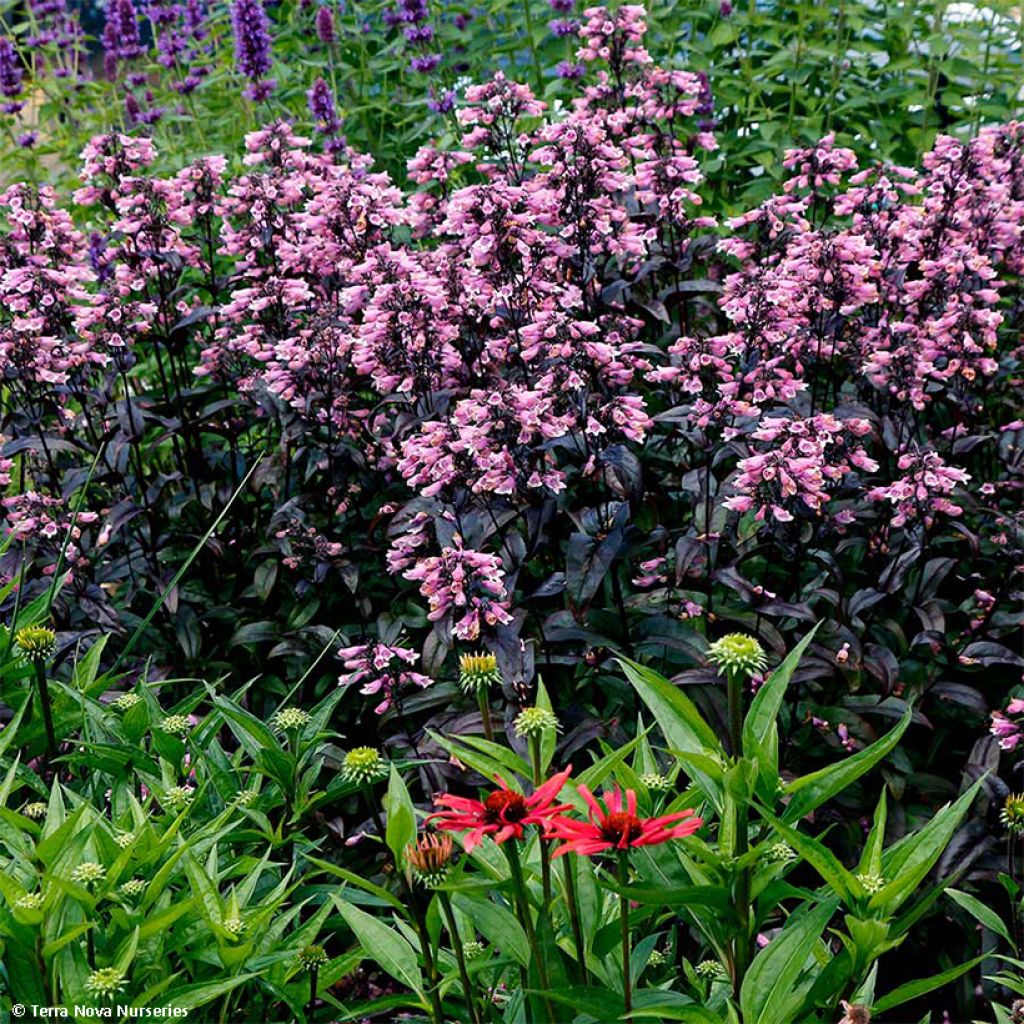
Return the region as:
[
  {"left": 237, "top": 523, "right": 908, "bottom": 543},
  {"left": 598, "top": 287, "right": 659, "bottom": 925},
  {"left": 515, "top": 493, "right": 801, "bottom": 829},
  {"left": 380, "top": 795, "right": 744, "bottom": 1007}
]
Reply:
[
  {"left": 547, "top": 785, "right": 702, "bottom": 1019},
  {"left": 16, "top": 627, "right": 58, "bottom": 764},
  {"left": 707, "top": 633, "right": 767, "bottom": 995}
]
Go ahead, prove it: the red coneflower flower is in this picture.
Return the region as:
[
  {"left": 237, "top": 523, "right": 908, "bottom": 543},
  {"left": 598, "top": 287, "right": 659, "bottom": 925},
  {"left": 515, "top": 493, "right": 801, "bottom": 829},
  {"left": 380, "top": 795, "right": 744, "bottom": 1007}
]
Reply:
[
  {"left": 547, "top": 785, "right": 702, "bottom": 857},
  {"left": 426, "top": 766, "right": 573, "bottom": 852}
]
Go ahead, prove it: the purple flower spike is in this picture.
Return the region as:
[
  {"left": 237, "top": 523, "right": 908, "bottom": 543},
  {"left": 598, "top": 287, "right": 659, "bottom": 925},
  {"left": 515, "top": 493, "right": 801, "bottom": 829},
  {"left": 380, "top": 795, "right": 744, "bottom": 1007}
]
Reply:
[
  {"left": 0, "top": 37, "right": 24, "bottom": 113},
  {"left": 231, "top": 0, "right": 274, "bottom": 98},
  {"left": 316, "top": 5, "right": 335, "bottom": 44},
  {"left": 102, "top": 0, "right": 143, "bottom": 75},
  {"left": 307, "top": 75, "right": 341, "bottom": 138}
]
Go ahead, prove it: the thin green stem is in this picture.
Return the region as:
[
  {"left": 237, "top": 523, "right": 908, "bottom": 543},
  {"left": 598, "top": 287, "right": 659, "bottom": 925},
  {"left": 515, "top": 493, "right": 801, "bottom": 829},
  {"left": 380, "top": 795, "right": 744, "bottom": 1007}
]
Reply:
[
  {"left": 505, "top": 841, "right": 557, "bottom": 1023},
  {"left": 618, "top": 851, "right": 632, "bottom": 1024},
  {"left": 562, "top": 854, "right": 588, "bottom": 985},
  {"left": 34, "top": 661, "right": 58, "bottom": 765},
  {"left": 307, "top": 966, "right": 318, "bottom": 1023},
  {"left": 726, "top": 668, "right": 743, "bottom": 759},
  {"left": 439, "top": 890, "right": 482, "bottom": 1024},
  {"left": 520, "top": 0, "right": 544, "bottom": 95},
  {"left": 478, "top": 690, "right": 494, "bottom": 743},
  {"left": 726, "top": 669, "right": 751, "bottom": 998},
  {"left": 365, "top": 796, "right": 444, "bottom": 1024},
  {"left": 530, "top": 736, "right": 553, "bottom": 908}
]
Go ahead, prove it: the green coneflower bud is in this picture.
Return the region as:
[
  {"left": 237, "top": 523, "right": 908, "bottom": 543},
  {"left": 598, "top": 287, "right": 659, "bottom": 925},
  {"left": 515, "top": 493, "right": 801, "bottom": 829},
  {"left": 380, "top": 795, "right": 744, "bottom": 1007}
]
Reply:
[
  {"left": 297, "top": 944, "right": 329, "bottom": 969},
  {"left": 695, "top": 960, "right": 728, "bottom": 981},
  {"left": 222, "top": 916, "right": 245, "bottom": 938},
  {"left": 766, "top": 841, "right": 795, "bottom": 862},
  {"left": 647, "top": 949, "right": 668, "bottom": 966},
  {"left": 407, "top": 833, "right": 454, "bottom": 888},
  {"left": 16, "top": 892, "right": 43, "bottom": 910},
  {"left": 459, "top": 651, "right": 502, "bottom": 694},
  {"left": 116, "top": 832, "right": 135, "bottom": 849},
  {"left": 513, "top": 706, "right": 560, "bottom": 739},
  {"left": 856, "top": 872, "right": 886, "bottom": 895},
  {"left": 160, "top": 714, "right": 191, "bottom": 736},
  {"left": 1002, "top": 794, "right": 1024, "bottom": 834},
  {"left": 341, "top": 746, "right": 388, "bottom": 785},
  {"left": 707, "top": 633, "right": 767, "bottom": 678},
  {"left": 119, "top": 879, "right": 145, "bottom": 897},
  {"left": 639, "top": 772, "right": 670, "bottom": 791},
  {"left": 84, "top": 967, "right": 127, "bottom": 998},
  {"left": 14, "top": 625, "right": 57, "bottom": 664},
  {"left": 164, "top": 785, "right": 195, "bottom": 809},
  {"left": 462, "top": 941, "right": 486, "bottom": 960},
  {"left": 22, "top": 801, "right": 47, "bottom": 820},
  {"left": 272, "top": 707, "right": 311, "bottom": 732},
  {"left": 71, "top": 862, "right": 106, "bottom": 885},
  {"left": 113, "top": 692, "right": 142, "bottom": 711}
]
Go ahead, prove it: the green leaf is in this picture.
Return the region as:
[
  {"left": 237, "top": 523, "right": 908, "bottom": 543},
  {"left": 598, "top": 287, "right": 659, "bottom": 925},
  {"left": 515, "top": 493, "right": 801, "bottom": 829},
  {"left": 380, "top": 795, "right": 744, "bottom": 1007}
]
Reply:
[
  {"left": 874, "top": 780, "right": 982, "bottom": 914},
  {"left": 740, "top": 899, "right": 838, "bottom": 1024},
  {"left": 761, "top": 812, "right": 858, "bottom": 906},
  {"left": 619, "top": 657, "right": 724, "bottom": 806},
  {"left": 383, "top": 764, "right": 417, "bottom": 866},
  {"left": 743, "top": 624, "right": 819, "bottom": 776},
  {"left": 783, "top": 710, "right": 912, "bottom": 823},
  {"left": 946, "top": 889, "right": 1012, "bottom": 947},
  {"left": 336, "top": 898, "right": 425, "bottom": 1000},
  {"left": 857, "top": 789, "right": 888, "bottom": 877},
  {"left": 210, "top": 695, "right": 281, "bottom": 761},
  {"left": 871, "top": 955, "right": 985, "bottom": 1013},
  {"left": 452, "top": 893, "right": 530, "bottom": 966},
  {"left": 163, "top": 975, "right": 259, "bottom": 1012},
  {"left": 535, "top": 676, "right": 557, "bottom": 774}
]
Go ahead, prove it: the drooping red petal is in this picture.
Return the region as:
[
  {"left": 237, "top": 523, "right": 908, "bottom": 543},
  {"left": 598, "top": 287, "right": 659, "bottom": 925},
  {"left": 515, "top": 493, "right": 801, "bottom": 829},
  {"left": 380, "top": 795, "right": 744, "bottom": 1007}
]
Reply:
[{"left": 528, "top": 764, "right": 573, "bottom": 810}]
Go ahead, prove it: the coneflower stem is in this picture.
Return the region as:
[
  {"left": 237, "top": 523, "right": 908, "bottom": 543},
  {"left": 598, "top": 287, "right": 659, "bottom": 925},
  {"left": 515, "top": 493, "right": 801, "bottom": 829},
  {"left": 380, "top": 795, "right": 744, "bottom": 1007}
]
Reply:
[
  {"left": 505, "top": 841, "right": 557, "bottom": 1022},
  {"left": 365, "top": 795, "right": 444, "bottom": 1024},
  {"left": 562, "top": 854, "right": 588, "bottom": 985},
  {"left": 725, "top": 668, "right": 751, "bottom": 997},
  {"left": 33, "top": 662, "right": 58, "bottom": 764},
  {"left": 726, "top": 667, "right": 743, "bottom": 759},
  {"left": 478, "top": 690, "right": 494, "bottom": 743},
  {"left": 307, "top": 966, "right": 318, "bottom": 1022},
  {"left": 438, "top": 890, "right": 482, "bottom": 1024},
  {"left": 618, "top": 851, "right": 632, "bottom": 1024},
  {"left": 529, "top": 737, "right": 553, "bottom": 907}
]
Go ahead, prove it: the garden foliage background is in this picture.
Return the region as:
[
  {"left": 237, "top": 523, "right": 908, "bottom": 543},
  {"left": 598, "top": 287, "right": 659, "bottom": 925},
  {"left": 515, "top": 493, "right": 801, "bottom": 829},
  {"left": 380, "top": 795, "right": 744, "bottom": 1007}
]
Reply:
[{"left": 0, "top": 0, "right": 1022, "bottom": 1019}]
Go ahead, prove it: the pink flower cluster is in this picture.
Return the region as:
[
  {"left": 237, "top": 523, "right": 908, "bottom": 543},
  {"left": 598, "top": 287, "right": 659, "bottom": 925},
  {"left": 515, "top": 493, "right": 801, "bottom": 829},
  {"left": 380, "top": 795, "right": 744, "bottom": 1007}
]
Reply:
[
  {"left": 337, "top": 640, "right": 432, "bottom": 714},
  {"left": 723, "top": 414, "right": 878, "bottom": 525},
  {"left": 990, "top": 697, "right": 1024, "bottom": 751},
  {"left": 0, "top": 12, "right": 1021, "bottom": 716},
  {"left": 403, "top": 536, "right": 513, "bottom": 641}
]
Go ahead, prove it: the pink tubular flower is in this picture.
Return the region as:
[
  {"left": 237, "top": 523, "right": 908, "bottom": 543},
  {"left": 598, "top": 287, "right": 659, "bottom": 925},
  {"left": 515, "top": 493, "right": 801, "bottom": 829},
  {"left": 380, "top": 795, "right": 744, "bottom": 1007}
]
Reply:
[
  {"left": 547, "top": 785, "right": 702, "bottom": 857},
  {"left": 404, "top": 535, "right": 514, "bottom": 640},
  {"left": 866, "top": 450, "right": 970, "bottom": 528},
  {"left": 427, "top": 766, "right": 574, "bottom": 852},
  {"left": 337, "top": 640, "right": 432, "bottom": 714},
  {"left": 991, "top": 708, "right": 1023, "bottom": 751}
]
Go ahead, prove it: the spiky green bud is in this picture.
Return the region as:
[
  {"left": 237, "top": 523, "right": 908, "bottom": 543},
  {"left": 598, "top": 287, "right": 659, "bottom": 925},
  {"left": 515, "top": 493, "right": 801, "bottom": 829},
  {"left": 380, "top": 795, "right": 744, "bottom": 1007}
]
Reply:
[
  {"left": 15, "top": 626, "right": 57, "bottom": 664},
  {"left": 459, "top": 652, "right": 502, "bottom": 694},
  {"left": 513, "top": 706, "right": 559, "bottom": 739},
  {"left": 706, "top": 633, "right": 768, "bottom": 678},
  {"left": 71, "top": 862, "right": 106, "bottom": 885},
  {"left": 341, "top": 747, "right": 388, "bottom": 785},
  {"left": 85, "top": 967, "right": 127, "bottom": 997},
  {"left": 297, "top": 944, "right": 329, "bottom": 969},
  {"left": 272, "top": 707, "right": 311, "bottom": 732}
]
